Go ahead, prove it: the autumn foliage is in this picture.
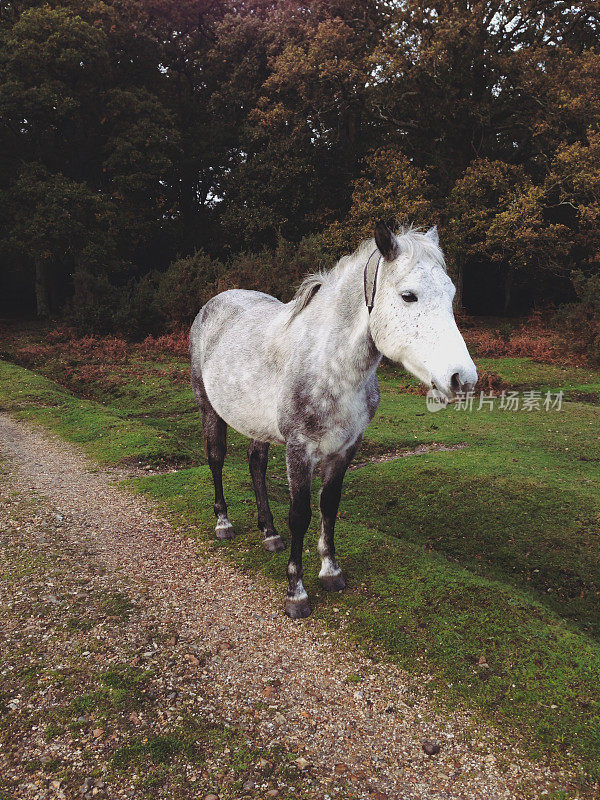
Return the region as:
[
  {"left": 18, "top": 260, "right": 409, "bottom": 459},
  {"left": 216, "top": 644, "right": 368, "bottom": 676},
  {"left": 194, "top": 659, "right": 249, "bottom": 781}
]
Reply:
[{"left": 0, "top": 0, "right": 599, "bottom": 343}]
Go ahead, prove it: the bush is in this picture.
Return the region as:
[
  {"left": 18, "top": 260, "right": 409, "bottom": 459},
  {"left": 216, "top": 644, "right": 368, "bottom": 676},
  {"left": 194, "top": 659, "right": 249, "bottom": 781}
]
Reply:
[
  {"left": 68, "top": 270, "right": 164, "bottom": 337},
  {"left": 65, "top": 234, "right": 353, "bottom": 337},
  {"left": 223, "top": 235, "right": 334, "bottom": 302},
  {"left": 69, "top": 271, "right": 124, "bottom": 335},
  {"left": 156, "top": 251, "right": 222, "bottom": 325},
  {"left": 554, "top": 271, "right": 600, "bottom": 363}
]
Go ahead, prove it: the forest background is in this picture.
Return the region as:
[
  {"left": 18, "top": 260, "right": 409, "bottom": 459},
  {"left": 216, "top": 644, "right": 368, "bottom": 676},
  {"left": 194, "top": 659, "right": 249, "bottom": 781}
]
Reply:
[{"left": 1, "top": 0, "right": 600, "bottom": 356}]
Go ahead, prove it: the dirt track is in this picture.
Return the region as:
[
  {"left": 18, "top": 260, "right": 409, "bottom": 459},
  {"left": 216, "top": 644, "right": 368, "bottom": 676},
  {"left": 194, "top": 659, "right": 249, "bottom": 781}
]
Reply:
[{"left": 0, "top": 414, "right": 580, "bottom": 799}]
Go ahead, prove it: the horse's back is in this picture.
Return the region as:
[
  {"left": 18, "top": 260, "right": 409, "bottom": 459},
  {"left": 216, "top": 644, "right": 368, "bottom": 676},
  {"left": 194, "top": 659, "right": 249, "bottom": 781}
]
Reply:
[{"left": 190, "top": 289, "right": 288, "bottom": 443}]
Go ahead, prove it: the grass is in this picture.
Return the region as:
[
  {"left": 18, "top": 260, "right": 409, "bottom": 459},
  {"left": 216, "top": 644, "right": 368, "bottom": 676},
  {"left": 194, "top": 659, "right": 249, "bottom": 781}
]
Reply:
[{"left": 1, "top": 329, "right": 600, "bottom": 788}]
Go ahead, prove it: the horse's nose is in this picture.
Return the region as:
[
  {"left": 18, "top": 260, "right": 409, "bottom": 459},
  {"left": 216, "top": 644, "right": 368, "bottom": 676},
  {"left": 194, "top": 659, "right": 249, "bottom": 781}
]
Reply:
[
  {"left": 450, "top": 372, "right": 462, "bottom": 394},
  {"left": 450, "top": 367, "right": 477, "bottom": 395}
]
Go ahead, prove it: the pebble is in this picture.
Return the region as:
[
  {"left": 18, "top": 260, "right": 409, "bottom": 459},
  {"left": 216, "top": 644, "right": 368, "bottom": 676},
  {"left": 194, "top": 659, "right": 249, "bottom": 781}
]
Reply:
[{"left": 422, "top": 740, "right": 441, "bottom": 756}]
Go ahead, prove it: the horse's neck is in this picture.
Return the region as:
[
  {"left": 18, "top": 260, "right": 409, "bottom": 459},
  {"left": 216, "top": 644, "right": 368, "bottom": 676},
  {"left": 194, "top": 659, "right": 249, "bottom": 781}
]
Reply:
[{"left": 327, "top": 257, "right": 381, "bottom": 384}]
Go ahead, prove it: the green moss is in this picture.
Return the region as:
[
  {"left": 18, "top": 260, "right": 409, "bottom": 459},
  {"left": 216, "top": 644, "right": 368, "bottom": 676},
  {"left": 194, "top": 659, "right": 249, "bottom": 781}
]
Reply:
[
  {"left": 112, "top": 732, "right": 200, "bottom": 769},
  {"left": 69, "top": 664, "right": 150, "bottom": 717},
  {"left": 43, "top": 721, "right": 64, "bottom": 741},
  {"left": 100, "top": 591, "right": 136, "bottom": 621}
]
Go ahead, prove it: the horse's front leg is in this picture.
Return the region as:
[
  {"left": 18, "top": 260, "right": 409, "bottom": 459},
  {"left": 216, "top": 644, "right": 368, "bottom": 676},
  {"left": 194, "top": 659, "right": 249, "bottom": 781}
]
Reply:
[
  {"left": 284, "top": 441, "right": 315, "bottom": 618},
  {"left": 318, "top": 441, "right": 361, "bottom": 592}
]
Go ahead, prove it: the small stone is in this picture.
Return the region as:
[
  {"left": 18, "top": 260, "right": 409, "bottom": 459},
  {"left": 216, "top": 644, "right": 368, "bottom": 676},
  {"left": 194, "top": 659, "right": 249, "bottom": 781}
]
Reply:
[
  {"left": 422, "top": 740, "right": 441, "bottom": 756},
  {"left": 204, "top": 795, "right": 219, "bottom": 800},
  {"left": 266, "top": 791, "right": 279, "bottom": 798},
  {"left": 185, "top": 653, "right": 200, "bottom": 667},
  {"left": 242, "top": 780, "right": 256, "bottom": 790},
  {"left": 258, "top": 758, "right": 268, "bottom": 768},
  {"left": 334, "top": 763, "right": 347, "bottom": 774},
  {"left": 92, "top": 728, "right": 103, "bottom": 738},
  {"left": 295, "top": 757, "right": 310, "bottom": 770},
  {"left": 273, "top": 712, "right": 286, "bottom": 724}
]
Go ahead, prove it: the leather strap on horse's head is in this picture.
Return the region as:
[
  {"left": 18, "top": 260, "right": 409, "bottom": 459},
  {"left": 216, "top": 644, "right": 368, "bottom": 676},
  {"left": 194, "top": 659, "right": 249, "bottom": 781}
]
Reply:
[{"left": 363, "top": 248, "right": 382, "bottom": 314}]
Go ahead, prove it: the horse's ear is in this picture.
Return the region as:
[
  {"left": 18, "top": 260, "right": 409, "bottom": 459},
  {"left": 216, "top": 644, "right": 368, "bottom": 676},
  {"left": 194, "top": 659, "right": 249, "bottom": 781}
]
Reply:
[
  {"left": 425, "top": 225, "right": 439, "bottom": 246},
  {"left": 374, "top": 221, "right": 400, "bottom": 262}
]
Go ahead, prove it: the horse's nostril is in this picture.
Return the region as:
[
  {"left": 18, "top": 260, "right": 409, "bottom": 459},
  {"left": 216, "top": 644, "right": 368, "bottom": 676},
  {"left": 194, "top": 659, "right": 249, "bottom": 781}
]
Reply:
[{"left": 450, "top": 372, "right": 462, "bottom": 393}]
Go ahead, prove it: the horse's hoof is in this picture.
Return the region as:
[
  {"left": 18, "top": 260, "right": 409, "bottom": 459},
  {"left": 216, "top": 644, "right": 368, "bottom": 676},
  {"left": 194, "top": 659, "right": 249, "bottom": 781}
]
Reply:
[
  {"left": 215, "top": 517, "right": 235, "bottom": 540},
  {"left": 284, "top": 596, "right": 312, "bottom": 619},
  {"left": 263, "top": 534, "right": 285, "bottom": 552},
  {"left": 319, "top": 572, "right": 346, "bottom": 592}
]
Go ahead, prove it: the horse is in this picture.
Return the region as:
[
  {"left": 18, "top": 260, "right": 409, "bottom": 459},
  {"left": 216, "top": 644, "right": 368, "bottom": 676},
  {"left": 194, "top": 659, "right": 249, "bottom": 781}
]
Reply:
[{"left": 189, "top": 222, "right": 477, "bottom": 618}]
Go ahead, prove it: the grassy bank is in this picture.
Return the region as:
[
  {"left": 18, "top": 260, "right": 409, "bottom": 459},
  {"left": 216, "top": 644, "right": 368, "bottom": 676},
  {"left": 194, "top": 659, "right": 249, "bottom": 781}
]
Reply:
[{"left": 1, "top": 336, "right": 600, "bottom": 790}]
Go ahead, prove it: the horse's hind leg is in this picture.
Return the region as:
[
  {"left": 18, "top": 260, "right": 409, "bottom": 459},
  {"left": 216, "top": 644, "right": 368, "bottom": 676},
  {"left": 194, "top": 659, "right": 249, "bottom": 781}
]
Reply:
[
  {"left": 248, "top": 440, "right": 285, "bottom": 552},
  {"left": 193, "top": 373, "right": 234, "bottom": 540},
  {"left": 206, "top": 410, "right": 234, "bottom": 539}
]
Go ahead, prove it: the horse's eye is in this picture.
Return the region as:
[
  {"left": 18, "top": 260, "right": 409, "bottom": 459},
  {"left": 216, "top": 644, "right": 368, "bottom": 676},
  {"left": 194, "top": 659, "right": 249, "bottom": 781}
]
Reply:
[{"left": 401, "top": 291, "right": 418, "bottom": 303}]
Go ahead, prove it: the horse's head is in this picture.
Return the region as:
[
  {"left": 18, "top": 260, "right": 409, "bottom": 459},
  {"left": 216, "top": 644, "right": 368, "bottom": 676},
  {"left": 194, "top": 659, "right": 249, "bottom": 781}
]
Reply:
[{"left": 367, "top": 222, "right": 477, "bottom": 400}]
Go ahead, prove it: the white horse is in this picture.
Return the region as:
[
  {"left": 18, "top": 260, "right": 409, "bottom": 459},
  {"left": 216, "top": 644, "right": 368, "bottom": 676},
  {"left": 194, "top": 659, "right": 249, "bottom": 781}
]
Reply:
[{"left": 190, "top": 222, "right": 477, "bottom": 617}]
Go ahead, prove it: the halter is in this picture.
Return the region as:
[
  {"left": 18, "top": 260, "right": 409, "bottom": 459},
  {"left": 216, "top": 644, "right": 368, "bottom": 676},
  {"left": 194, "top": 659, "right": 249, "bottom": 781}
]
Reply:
[{"left": 363, "top": 248, "right": 382, "bottom": 314}]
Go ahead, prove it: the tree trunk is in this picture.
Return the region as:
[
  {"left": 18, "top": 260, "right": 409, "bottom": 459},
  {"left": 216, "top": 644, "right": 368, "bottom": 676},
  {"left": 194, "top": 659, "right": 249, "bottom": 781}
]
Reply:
[
  {"left": 35, "top": 259, "right": 50, "bottom": 318},
  {"left": 454, "top": 261, "right": 464, "bottom": 313},
  {"left": 503, "top": 267, "right": 513, "bottom": 315}
]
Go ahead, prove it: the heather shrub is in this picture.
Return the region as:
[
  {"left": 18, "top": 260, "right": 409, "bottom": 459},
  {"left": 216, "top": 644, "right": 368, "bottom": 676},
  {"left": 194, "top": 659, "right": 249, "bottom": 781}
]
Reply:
[
  {"left": 475, "top": 369, "right": 509, "bottom": 394},
  {"left": 462, "top": 310, "right": 572, "bottom": 363},
  {"left": 140, "top": 330, "right": 189, "bottom": 358}
]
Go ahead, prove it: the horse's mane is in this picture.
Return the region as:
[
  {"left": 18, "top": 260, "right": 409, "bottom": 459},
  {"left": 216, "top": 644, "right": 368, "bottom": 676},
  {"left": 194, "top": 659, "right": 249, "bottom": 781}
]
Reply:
[{"left": 287, "top": 226, "right": 445, "bottom": 322}]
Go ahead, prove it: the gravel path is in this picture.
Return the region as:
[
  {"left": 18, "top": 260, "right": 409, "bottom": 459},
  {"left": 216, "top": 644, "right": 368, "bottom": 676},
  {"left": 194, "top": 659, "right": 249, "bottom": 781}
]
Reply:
[{"left": 0, "top": 414, "right": 580, "bottom": 799}]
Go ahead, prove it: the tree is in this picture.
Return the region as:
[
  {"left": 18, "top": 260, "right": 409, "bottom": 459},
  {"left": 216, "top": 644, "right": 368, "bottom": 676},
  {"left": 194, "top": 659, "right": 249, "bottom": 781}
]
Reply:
[
  {"left": 446, "top": 159, "right": 568, "bottom": 312},
  {"left": 0, "top": 3, "right": 179, "bottom": 314},
  {"left": 217, "top": 0, "right": 383, "bottom": 249},
  {"left": 322, "top": 146, "right": 434, "bottom": 255},
  {"left": 1, "top": 164, "right": 116, "bottom": 316},
  {"left": 546, "top": 128, "right": 600, "bottom": 275}
]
